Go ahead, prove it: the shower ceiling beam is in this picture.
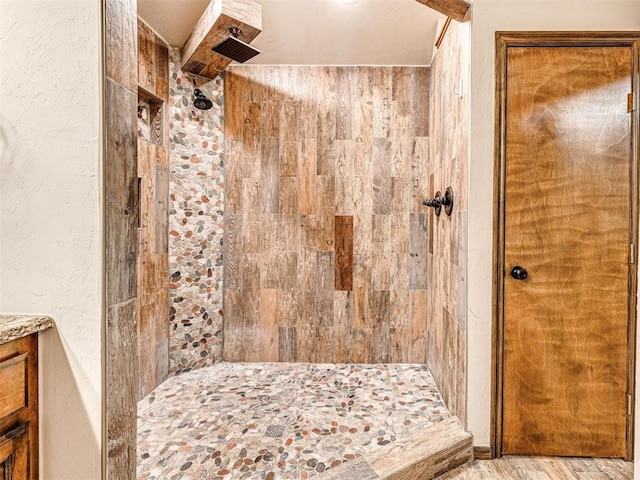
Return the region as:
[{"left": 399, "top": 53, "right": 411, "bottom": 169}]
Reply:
[
  {"left": 414, "top": 0, "right": 470, "bottom": 22},
  {"left": 181, "top": 0, "right": 262, "bottom": 79}
]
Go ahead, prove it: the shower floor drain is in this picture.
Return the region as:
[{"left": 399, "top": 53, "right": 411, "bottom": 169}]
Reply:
[{"left": 264, "top": 424, "right": 286, "bottom": 438}]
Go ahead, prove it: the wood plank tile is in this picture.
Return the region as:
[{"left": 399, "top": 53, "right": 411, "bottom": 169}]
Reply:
[
  {"left": 154, "top": 38, "right": 169, "bottom": 101},
  {"left": 279, "top": 176, "right": 298, "bottom": 216},
  {"left": 105, "top": 0, "right": 137, "bottom": 91},
  {"left": 409, "top": 213, "right": 428, "bottom": 289},
  {"left": 278, "top": 289, "right": 299, "bottom": 328},
  {"left": 241, "top": 67, "right": 264, "bottom": 103},
  {"left": 391, "top": 136, "right": 412, "bottom": 180},
  {"left": 280, "top": 100, "right": 300, "bottom": 143},
  {"left": 260, "top": 137, "right": 279, "bottom": 213},
  {"left": 241, "top": 177, "right": 261, "bottom": 222},
  {"left": 279, "top": 141, "right": 298, "bottom": 177},
  {"left": 106, "top": 79, "right": 138, "bottom": 306},
  {"left": 242, "top": 102, "right": 261, "bottom": 165},
  {"left": 299, "top": 214, "right": 318, "bottom": 252},
  {"left": 353, "top": 253, "right": 371, "bottom": 329},
  {"left": 317, "top": 251, "right": 335, "bottom": 326},
  {"left": 315, "top": 326, "right": 334, "bottom": 363},
  {"left": 317, "top": 175, "right": 336, "bottom": 252},
  {"left": 351, "top": 328, "right": 372, "bottom": 363},
  {"left": 261, "top": 100, "right": 280, "bottom": 138},
  {"left": 390, "top": 327, "right": 410, "bottom": 363},
  {"left": 317, "top": 66, "right": 337, "bottom": 176},
  {"left": 138, "top": 19, "right": 155, "bottom": 94},
  {"left": 326, "top": 291, "right": 351, "bottom": 362},
  {"left": 410, "top": 290, "right": 427, "bottom": 362},
  {"left": 225, "top": 69, "right": 243, "bottom": 139},
  {"left": 353, "top": 176, "right": 373, "bottom": 255},
  {"left": 336, "top": 67, "right": 354, "bottom": 140},
  {"left": 335, "top": 215, "right": 354, "bottom": 291},
  {"left": 278, "top": 327, "right": 297, "bottom": 362},
  {"left": 298, "top": 138, "right": 318, "bottom": 215},
  {"left": 106, "top": 298, "right": 138, "bottom": 480},
  {"left": 154, "top": 164, "right": 169, "bottom": 254},
  {"left": 372, "top": 68, "right": 392, "bottom": 138},
  {"left": 224, "top": 213, "right": 243, "bottom": 291},
  {"left": 391, "top": 67, "right": 412, "bottom": 139},
  {"left": 390, "top": 247, "right": 410, "bottom": 290},
  {"left": 428, "top": 173, "right": 434, "bottom": 254},
  {"left": 259, "top": 289, "right": 279, "bottom": 362},
  {"left": 335, "top": 140, "right": 354, "bottom": 215},
  {"left": 411, "top": 137, "right": 429, "bottom": 212},
  {"left": 297, "top": 249, "right": 318, "bottom": 295},
  {"left": 371, "top": 253, "right": 390, "bottom": 292},
  {"left": 369, "top": 290, "right": 390, "bottom": 363},
  {"left": 353, "top": 66, "right": 374, "bottom": 144},
  {"left": 410, "top": 67, "right": 430, "bottom": 137},
  {"left": 373, "top": 138, "right": 392, "bottom": 215},
  {"left": 299, "top": 69, "right": 319, "bottom": 138},
  {"left": 441, "top": 456, "right": 634, "bottom": 480},
  {"left": 225, "top": 139, "right": 243, "bottom": 213}
]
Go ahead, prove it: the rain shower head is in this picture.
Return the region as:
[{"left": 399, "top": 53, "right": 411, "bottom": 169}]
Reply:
[
  {"left": 212, "top": 27, "right": 260, "bottom": 63},
  {"left": 193, "top": 89, "right": 213, "bottom": 110}
]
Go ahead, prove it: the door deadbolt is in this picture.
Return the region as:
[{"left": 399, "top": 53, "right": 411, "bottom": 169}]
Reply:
[{"left": 510, "top": 266, "right": 528, "bottom": 280}]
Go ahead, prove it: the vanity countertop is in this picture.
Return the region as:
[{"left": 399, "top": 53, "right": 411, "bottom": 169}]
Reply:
[{"left": 0, "top": 314, "right": 54, "bottom": 345}]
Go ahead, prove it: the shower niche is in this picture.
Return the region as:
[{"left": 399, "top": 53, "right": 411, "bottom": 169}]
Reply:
[{"left": 137, "top": 92, "right": 164, "bottom": 147}]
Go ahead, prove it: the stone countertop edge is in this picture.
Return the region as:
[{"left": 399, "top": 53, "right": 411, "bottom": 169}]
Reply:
[{"left": 0, "top": 314, "right": 55, "bottom": 345}]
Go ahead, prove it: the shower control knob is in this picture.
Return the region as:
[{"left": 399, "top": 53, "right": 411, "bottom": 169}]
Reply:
[{"left": 510, "top": 266, "right": 528, "bottom": 280}]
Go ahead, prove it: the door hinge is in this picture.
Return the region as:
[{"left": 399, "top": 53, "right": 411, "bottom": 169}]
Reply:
[
  {"left": 630, "top": 244, "right": 635, "bottom": 264},
  {"left": 628, "top": 394, "right": 633, "bottom": 415},
  {"left": 629, "top": 92, "right": 637, "bottom": 113}
]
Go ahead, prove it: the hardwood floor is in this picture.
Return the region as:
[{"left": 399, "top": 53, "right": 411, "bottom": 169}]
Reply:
[{"left": 438, "top": 456, "right": 633, "bottom": 479}]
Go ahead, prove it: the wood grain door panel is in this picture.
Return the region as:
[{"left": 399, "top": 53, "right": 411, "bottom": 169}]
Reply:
[{"left": 503, "top": 45, "right": 633, "bottom": 458}]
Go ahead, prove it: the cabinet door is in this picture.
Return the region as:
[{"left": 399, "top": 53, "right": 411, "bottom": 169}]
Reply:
[
  {"left": 0, "top": 437, "right": 14, "bottom": 480},
  {"left": 0, "top": 423, "right": 29, "bottom": 480}
]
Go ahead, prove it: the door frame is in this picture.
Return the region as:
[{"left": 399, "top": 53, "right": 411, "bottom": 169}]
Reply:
[{"left": 491, "top": 31, "right": 640, "bottom": 460}]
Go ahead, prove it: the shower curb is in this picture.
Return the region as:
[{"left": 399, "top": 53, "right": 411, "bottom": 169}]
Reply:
[{"left": 322, "top": 416, "right": 473, "bottom": 480}]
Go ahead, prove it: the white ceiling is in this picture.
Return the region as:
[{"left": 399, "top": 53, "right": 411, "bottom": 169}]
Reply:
[{"left": 137, "top": 0, "right": 445, "bottom": 66}]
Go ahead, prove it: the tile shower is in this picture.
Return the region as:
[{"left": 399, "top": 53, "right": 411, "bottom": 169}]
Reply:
[{"left": 137, "top": 17, "right": 470, "bottom": 480}]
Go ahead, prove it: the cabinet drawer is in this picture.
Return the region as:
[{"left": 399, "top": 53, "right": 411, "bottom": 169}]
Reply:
[{"left": 0, "top": 353, "right": 28, "bottom": 419}]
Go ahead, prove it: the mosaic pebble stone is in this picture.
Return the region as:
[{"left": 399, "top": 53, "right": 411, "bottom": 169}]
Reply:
[
  {"left": 168, "top": 48, "right": 225, "bottom": 374},
  {"left": 138, "top": 363, "right": 449, "bottom": 479}
]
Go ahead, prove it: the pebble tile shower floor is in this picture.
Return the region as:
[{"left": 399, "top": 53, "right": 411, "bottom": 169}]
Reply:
[{"left": 137, "top": 362, "right": 450, "bottom": 479}]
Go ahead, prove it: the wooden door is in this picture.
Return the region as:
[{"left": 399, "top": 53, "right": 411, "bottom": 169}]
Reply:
[{"left": 500, "top": 41, "right": 637, "bottom": 458}]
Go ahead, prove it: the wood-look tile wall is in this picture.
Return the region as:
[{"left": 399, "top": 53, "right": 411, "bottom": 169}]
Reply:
[
  {"left": 104, "top": 0, "right": 138, "bottom": 477},
  {"left": 137, "top": 19, "right": 170, "bottom": 399},
  {"left": 224, "top": 66, "right": 430, "bottom": 363},
  {"left": 427, "top": 21, "right": 470, "bottom": 424}
]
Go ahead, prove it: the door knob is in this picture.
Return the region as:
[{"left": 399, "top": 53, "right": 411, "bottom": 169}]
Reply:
[{"left": 510, "top": 266, "right": 528, "bottom": 280}]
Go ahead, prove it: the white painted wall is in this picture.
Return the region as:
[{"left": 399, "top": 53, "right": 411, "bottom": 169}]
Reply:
[
  {"left": 0, "top": 1, "right": 103, "bottom": 479},
  {"left": 466, "top": 0, "right": 640, "bottom": 461}
]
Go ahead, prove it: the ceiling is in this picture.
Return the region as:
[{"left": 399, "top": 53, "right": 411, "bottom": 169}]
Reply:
[{"left": 137, "top": 0, "right": 445, "bottom": 66}]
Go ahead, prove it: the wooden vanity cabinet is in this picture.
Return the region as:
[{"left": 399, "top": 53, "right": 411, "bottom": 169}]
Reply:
[{"left": 0, "top": 335, "right": 38, "bottom": 480}]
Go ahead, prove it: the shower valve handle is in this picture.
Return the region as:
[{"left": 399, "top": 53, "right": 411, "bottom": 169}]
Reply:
[{"left": 423, "top": 187, "right": 454, "bottom": 217}]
